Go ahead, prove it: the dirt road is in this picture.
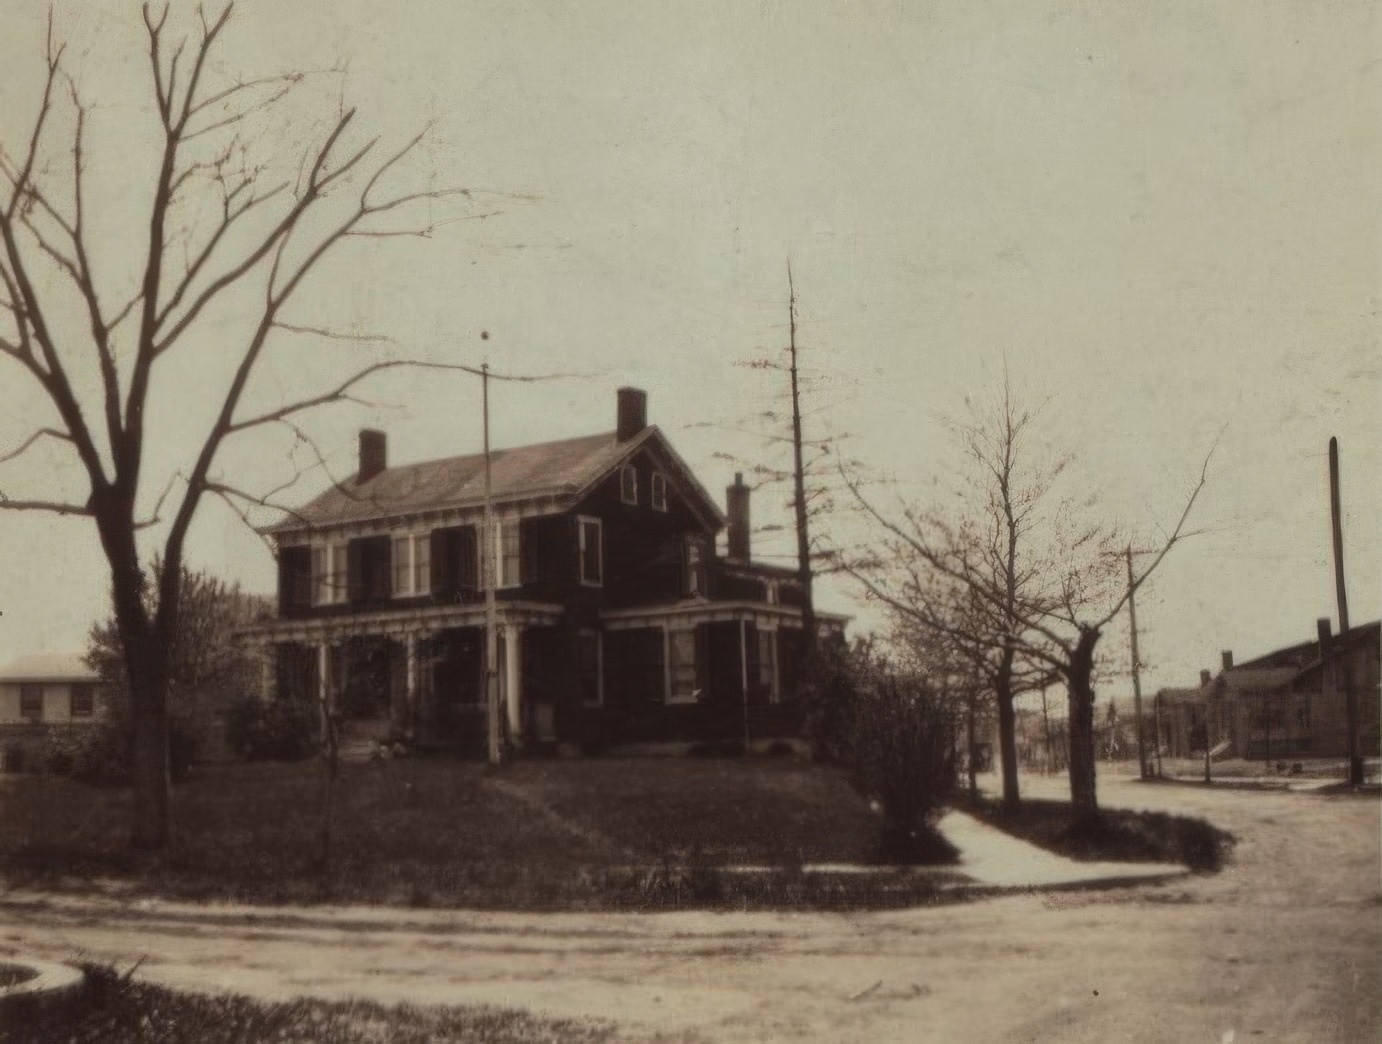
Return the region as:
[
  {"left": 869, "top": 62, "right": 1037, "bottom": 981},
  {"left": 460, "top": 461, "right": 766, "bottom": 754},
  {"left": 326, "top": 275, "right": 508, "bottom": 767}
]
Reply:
[{"left": 2, "top": 775, "right": 1376, "bottom": 1042}]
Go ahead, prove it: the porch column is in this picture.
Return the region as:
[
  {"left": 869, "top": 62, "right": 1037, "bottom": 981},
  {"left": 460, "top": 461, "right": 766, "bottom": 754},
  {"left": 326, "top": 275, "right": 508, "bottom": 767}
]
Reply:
[
  {"left": 259, "top": 643, "right": 276, "bottom": 703},
  {"left": 503, "top": 623, "right": 524, "bottom": 743},
  {"left": 739, "top": 618, "right": 750, "bottom": 750},
  {"left": 405, "top": 634, "right": 419, "bottom": 741},
  {"left": 316, "top": 641, "right": 332, "bottom": 735}
]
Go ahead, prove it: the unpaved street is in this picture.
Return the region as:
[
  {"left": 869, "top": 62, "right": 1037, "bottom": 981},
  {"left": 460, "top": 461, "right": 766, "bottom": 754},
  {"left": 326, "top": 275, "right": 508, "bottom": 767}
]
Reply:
[{"left": 2, "top": 776, "right": 1377, "bottom": 1042}]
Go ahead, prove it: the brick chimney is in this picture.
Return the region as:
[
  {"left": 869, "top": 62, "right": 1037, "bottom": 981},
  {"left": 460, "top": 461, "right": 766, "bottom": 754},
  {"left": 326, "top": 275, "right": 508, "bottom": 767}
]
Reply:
[
  {"left": 1199, "top": 669, "right": 1212, "bottom": 687},
  {"left": 358, "top": 429, "right": 387, "bottom": 484},
  {"left": 1221, "top": 650, "right": 1233, "bottom": 671},
  {"left": 726, "top": 472, "right": 750, "bottom": 561},
  {"left": 1316, "top": 617, "right": 1332, "bottom": 652},
  {"left": 617, "top": 387, "right": 647, "bottom": 442}
]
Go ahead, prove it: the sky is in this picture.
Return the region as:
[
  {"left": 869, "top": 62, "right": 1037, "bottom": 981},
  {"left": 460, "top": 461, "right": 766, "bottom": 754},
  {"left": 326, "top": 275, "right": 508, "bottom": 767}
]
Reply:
[{"left": 0, "top": 0, "right": 1377, "bottom": 703}]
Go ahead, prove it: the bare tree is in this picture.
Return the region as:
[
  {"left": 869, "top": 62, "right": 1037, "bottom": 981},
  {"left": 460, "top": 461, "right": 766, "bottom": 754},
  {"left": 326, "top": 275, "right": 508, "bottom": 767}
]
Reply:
[
  {"left": 838, "top": 378, "right": 1061, "bottom": 812},
  {"left": 0, "top": 4, "right": 479, "bottom": 849},
  {"left": 840, "top": 378, "right": 1212, "bottom": 825}
]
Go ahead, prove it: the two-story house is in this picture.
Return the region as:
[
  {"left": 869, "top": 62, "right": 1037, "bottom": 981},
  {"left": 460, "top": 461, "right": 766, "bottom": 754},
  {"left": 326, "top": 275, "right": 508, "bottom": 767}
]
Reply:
[{"left": 239, "top": 388, "right": 846, "bottom": 753}]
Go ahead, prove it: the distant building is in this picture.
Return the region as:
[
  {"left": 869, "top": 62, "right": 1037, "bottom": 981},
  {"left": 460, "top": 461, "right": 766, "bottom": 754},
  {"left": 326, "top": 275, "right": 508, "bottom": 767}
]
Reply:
[
  {"left": 1155, "top": 619, "right": 1381, "bottom": 761},
  {"left": 0, "top": 652, "right": 105, "bottom": 771},
  {"left": 239, "top": 387, "right": 846, "bottom": 753}
]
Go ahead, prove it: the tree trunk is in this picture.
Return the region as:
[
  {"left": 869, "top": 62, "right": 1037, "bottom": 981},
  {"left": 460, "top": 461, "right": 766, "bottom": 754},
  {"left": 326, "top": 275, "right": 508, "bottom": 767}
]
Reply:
[
  {"left": 1066, "top": 626, "right": 1101, "bottom": 827},
  {"left": 966, "top": 693, "right": 978, "bottom": 800},
  {"left": 995, "top": 644, "right": 1020, "bottom": 812},
  {"left": 96, "top": 499, "right": 173, "bottom": 850}
]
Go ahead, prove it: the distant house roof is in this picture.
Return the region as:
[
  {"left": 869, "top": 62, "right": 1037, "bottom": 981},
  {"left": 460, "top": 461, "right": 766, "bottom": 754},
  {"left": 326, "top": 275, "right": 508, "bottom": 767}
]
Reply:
[
  {"left": 0, "top": 652, "right": 97, "bottom": 684},
  {"left": 1215, "top": 667, "right": 1299, "bottom": 694},
  {"left": 270, "top": 425, "right": 726, "bottom": 535}
]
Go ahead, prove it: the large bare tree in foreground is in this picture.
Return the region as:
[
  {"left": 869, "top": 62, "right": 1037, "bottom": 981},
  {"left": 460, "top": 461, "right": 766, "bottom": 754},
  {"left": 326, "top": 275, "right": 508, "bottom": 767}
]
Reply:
[
  {"left": 841, "top": 379, "right": 1212, "bottom": 825},
  {"left": 0, "top": 4, "right": 468, "bottom": 848}
]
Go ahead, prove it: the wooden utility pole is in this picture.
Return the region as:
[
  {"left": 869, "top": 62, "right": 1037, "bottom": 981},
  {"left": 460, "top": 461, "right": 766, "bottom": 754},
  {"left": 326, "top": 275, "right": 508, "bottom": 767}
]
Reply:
[
  {"left": 786, "top": 264, "right": 817, "bottom": 661},
  {"left": 483, "top": 363, "right": 502, "bottom": 766},
  {"left": 1328, "top": 437, "right": 1363, "bottom": 786},
  {"left": 1125, "top": 546, "right": 1149, "bottom": 779}
]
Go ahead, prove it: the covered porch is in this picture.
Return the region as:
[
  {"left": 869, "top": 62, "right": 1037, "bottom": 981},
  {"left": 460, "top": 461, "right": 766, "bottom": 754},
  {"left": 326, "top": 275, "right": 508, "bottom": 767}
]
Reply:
[
  {"left": 238, "top": 601, "right": 564, "bottom": 754},
  {"left": 577, "top": 600, "right": 849, "bottom": 747}
]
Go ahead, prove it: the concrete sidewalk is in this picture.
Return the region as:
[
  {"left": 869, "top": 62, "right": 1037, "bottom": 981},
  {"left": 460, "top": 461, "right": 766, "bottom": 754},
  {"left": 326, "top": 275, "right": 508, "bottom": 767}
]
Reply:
[{"left": 935, "top": 809, "right": 1189, "bottom": 890}]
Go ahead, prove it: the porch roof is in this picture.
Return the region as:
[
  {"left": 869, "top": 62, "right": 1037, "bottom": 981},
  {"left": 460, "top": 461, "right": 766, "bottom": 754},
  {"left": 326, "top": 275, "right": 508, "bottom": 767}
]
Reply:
[
  {"left": 236, "top": 601, "right": 565, "bottom": 646},
  {"left": 599, "top": 599, "right": 850, "bottom": 633}
]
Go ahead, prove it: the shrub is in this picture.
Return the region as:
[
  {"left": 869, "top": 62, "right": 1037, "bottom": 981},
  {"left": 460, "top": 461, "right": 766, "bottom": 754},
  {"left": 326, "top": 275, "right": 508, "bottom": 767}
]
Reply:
[
  {"left": 224, "top": 696, "right": 317, "bottom": 761},
  {"left": 42, "top": 713, "right": 199, "bottom": 785},
  {"left": 851, "top": 668, "right": 958, "bottom": 861}
]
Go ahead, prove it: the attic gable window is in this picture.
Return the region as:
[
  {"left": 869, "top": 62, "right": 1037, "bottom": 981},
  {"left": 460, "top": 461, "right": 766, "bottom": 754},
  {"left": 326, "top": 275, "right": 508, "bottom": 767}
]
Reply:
[
  {"left": 651, "top": 472, "right": 667, "bottom": 512},
  {"left": 578, "top": 516, "right": 603, "bottom": 586},
  {"left": 620, "top": 465, "right": 638, "bottom": 505}
]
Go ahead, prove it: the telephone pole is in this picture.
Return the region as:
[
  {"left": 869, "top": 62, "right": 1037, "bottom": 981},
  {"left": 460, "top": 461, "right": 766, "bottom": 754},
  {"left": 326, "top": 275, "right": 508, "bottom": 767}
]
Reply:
[
  {"left": 1328, "top": 437, "right": 1362, "bottom": 786},
  {"left": 483, "top": 362, "right": 501, "bottom": 766},
  {"left": 786, "top": 264, "right": 817, "bottom": 661},
  {"left": 1126, "top": 546, "right": 1149, "bottom": 779}
]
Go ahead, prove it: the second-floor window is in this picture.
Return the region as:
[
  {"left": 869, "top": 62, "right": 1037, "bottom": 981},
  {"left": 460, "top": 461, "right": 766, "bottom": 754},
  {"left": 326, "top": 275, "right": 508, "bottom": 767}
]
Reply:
[
  {"left": 651, "top": 472, "right": 667, "bottom": 511},
  {"left": 19, "top": 684, "right": 43, "bottom": 721},
  {"left": 392, "top": 533, "right": 431, "bottom": 597},
  {"left": 312, "top": 542, "right": 347, "bottom": 605},
  {"left": 620, "top": 465, "right": 638, "bottom": 505},
  {"left": 684, "top": 537, "right": 706, "bottom": 597},
  {"left": 578, "top": 516, "right": 602, "bottom": 585},
  {"left": 498, "top": 520, "right": 521, "bottom": 588}
]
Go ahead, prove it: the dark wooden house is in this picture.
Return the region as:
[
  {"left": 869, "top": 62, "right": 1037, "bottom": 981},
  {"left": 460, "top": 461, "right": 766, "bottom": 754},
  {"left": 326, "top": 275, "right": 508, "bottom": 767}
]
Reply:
[{"left": 240, "top": 388, "right": 846, "bottom": 752}]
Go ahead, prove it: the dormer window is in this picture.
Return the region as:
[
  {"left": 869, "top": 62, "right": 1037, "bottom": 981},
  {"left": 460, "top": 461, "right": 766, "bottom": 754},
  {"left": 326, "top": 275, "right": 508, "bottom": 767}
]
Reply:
[
  {"left": 651, "top": 472, "right": 667, "bottom": 512},
  {"left": 620, "top": 465, "right": 638, "bottom": 505}
]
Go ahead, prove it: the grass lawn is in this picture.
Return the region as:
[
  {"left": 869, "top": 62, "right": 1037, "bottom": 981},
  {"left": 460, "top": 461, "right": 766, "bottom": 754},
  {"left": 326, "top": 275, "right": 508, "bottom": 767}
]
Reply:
[
  {"left": 0, "top": 756, "right": 959, "bottom": 910},
  {"left": 960, "top": 794, "right": 1235, "bottom": 871},
  {"left": 7, "top": 963, "right": 625, "bottom": 1044}
]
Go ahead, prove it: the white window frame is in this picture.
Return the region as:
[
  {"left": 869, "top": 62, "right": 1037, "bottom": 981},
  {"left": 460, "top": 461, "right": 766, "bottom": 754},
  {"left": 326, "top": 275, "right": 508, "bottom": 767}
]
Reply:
[
  {"left": 685, "top": 536, "right": 705, "bottom": 597},
  {"left": 312, "top": 541, "right": 347, "bottom": 605},
  {"left": 497, "top": 519, "right": 521, "bottom": 589},
  {"left": 391, "top": 533, "right": 431, "bottom": 597},
  {"left": 578, "top": 515, "right": 603, "bottom": 587},
  {"left": 666, "top": 627, "right": 699, "bottom": 704},
  {"left": 620, "top": 464, "right": 638, "bottom": 505},
  {"left": 651, "top": 472, "right": 667, "bottom": 512}
]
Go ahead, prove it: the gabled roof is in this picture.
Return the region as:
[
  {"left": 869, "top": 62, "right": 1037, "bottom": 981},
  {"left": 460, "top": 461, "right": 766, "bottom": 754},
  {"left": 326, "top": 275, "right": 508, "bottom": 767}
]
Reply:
[
  {"left": 0, "top": 652, "right": 97, "bottom": 683},
  {"left": 271, "top": 425, "right": 726, "bottom": 534}
]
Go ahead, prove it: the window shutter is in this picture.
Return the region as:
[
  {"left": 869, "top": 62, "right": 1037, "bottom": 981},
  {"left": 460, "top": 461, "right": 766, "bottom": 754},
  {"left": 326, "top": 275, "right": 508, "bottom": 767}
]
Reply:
[
  {"left": 429, "top": 528, "right": 452, "bottom": 599},
  {"left": 346, "top": 540, "right": 366, "bottom": 603},
  {"left": 278, "top": 547, "right": 311, "bottom": 609},
  {"left": 520, "top": 519, "right": 539, "bottom": 584},
  {"left": 457, "top": 526, "right": 479, "bottom": 599},
  {"left": 745, "top": 624, "right": 760, "bottom": 699}
]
